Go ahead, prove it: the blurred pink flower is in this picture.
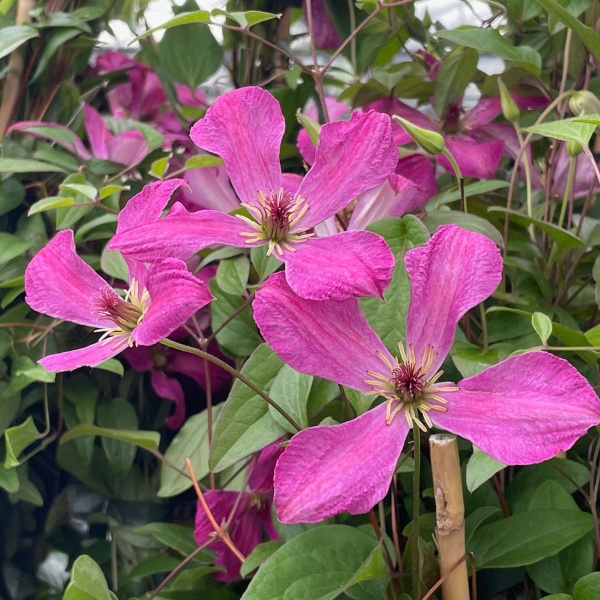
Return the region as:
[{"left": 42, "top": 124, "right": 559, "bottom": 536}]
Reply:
[
  {"left": 9, "top": 103, "right": 148, "bottom": 167},
  {"left": 194, "top": 442, "right": 283, "bottom": 581}
]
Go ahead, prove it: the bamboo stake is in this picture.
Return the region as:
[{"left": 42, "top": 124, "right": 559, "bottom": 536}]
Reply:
[
  {"left": 430, "top": 434, "right": 469, "bottom": 600},
  {"left": 0, "top": 0, "right": 35, "bottom": 137}
]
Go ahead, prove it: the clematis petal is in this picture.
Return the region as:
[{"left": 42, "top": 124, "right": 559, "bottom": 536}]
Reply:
[
  {"left": 348, "top": 173, "right": 428, "bottom": 230},
  {"left": 151, "top": 370, "right": 186, "bottom": 430},
  {"left": 431, "top": 352, "right": 600, "bottom": 464},
  {"left": 167, "top": 344, "right": 231, "bottom": 393},
  {"left": 39, "top": 337, "right": 125, "bottom": 372},
  {"left": 405, "top": 225, "right": 502, "bottom": 374},
  {"left": 439, "top": 136, "right": 504, "bottom": 179},
  {"left": 109, "top": 210, "right": 262, "bottom": 262},
  {"left": 182, "top": 166, "right": 240, "bottom": 213},
  {"left": 123, "top": 345, "right": 154, "bottom": 371},
  {"left": 105, "top": 131, "right": 148, "bottom": 167},
  {"left": 25, "top": 230, "right": 113, "bottom": 329},
  {"left": 254, "top": 272, "right": 392, "bottom": 390},
  {"left": 117, "top": 179, "right": 186, "bottom": 234},
  {"left": 297, "top": 97, "right": 349, "bottom": 165},
  {"left": 190, "top": 87, "right": 283, "bottom": 206},
  {"left": 281, "top": 172, "right": 303, "bottom": 197},
  {"left": 248, "top": 442, "right": 284, "bottom": 494},
  {"left": 274, "top": 403, "right": 409, "bottom": 523},
  {"left": 132, "top": 258, "right": 213, "bottom": 346},
  {"left": 83, "top": 103, "right": 110, "bottom": 159},
  {"left": 461, "top": 98, "right": 502, "bottom": 129},
  {"left": 304, "top": 0, "right": 342, "bottom": 49},
  {"left": 281, "top": 231, "right": 394, "bottom": 300},
  {"left": 295, "top": 111, "right": 397, "bottom": 228},
  {"left": 396, "top": 154, "right": 437, "bottom": 199}
]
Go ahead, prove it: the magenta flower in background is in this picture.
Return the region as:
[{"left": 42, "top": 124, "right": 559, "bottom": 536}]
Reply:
[
  {"left": 25, "top": 230, "right": 213, "bottom": 372},
  {"left": 369, "top": 95, "right": 546, "bottom": 179},
  {"left": 314, "top": 155, "right": 437, "bottom": 236},
  {"left": 194, "top": 442, "right": 283, "bottom": 581},
  {"left": 253, "top": 225, "right": 600, "bottom": 523},
  {"left": 125, "top": 341, "right": 230, "bottom": 430},
  {"left": 9, "top": 103, "right": 149, "bottom": 168},
  {"left": 95, "top": 50, "right": 207, "bottom": 145},
  {"left": 109, "top": 86, "right": 399, "bottom": 301},
  {"left": 302, "top": 0, "right": 342, "bottom": 50}
]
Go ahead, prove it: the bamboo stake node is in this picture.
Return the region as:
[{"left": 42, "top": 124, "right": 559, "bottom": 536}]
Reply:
[{"left": 429, "top": 433, "right": 469, "bottom": 600}]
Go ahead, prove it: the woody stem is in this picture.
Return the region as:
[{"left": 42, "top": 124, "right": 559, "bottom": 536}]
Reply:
[{"left": 412, "top": 423, "right": 422, "bottom": 598}]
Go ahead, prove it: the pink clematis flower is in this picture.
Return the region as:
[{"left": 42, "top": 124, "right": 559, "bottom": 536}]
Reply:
[
  {"left": 109, "top": 86, "right": 398, "bottom": 301},
  {"left": 194, "top": 442, "right": 283, "bottom": 581},
  {"left": 369, "top": 95, "right": 545, "bottom": 180},
  {"left": 253, "top": 225, "right": 600, "bottom": 523},
  {"left": 9, "top": 103, "right": 148, "bottom": 168},
  {"left": 25, "top": 230, "right": 213, "bottom": 372}
]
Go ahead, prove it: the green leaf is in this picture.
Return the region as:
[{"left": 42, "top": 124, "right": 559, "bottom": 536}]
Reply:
[
  {"left": 94, "top": 358, "right": 124, "bottom": 376},
  {"left": 360, "top": 216, "right": 429, "bottom": 354},
  {"left": 427, "top": 180, "right": 509, "bottom": 209},
  {"left": 532, "top": 312, "right": 553, "bottom": 344},
  {"left": 100, "top": 247, "right": 128, "bottom": 282},
  {"left": 216, "top": 255, "right": 250, "bottom": 296},
  {"left": 527, "top": 482, "right": 595, "bottom": 595},
  {"left": 0, "top": 25, "right": 39, "bottom": 60},
  {"left": 437, "top": 28, "right": 542, "bottom": 74},
  {"left": 209, "top": 344, "right": 286, "bottom": 472},
  {"left": 0, "top": 233, "right": 32, "bottom": 266},
  {"left": 159, "top": 22, "right": 222, "bottom": 89},
  {"left": 0, "top": 463, "right": 19, "bottom": 493},
  {"left": 96, "top": 398, "right": 138, "bottom": 480},
  {"left": 127, "top": 555, "right": 181, "bottom": 580},
  {"left": 466, "top": 446, "right": 506, "bottom": 492},
  {"left": 150, "top": 156, "right": 170, "bottom": 179},
  {"left": 240, "top": 541, "right": 285, "bottom": 577},
  {"left": 251, "top": 245, "right": 280, "bottom": 281},
  {"left": 241, "top": 525, "right": 387, "bottom": 600},
  {"left": 60, "top": 424, "right": 159, "bottom": 451},
  {"left": 506, "top": 459, "right": 590, "bottom": 514},
  {"left": 534, "top": 0, "right": 600, "bottom": 60},
  {"left": 210, "top": 279, "right": 262, "bottom": 357},
  {"left": 0, "top": 178, "right": 25, "bottom": 217},
  {"left": 158, "top": 405, "right": 221, "bottom": 497},
  {"left": 0, "top": 158, "right": 66, "bottom": 172},
  {"left": 99, "top": 184, "right": 129, "bottom": 200},
  {"left": 134, "top": 10, "right": 211, "bottom": 41},
  {"left": 465, "top": 506, "right": 502, "bottom": 547},
  {"left": 573, "top": 573, "right": 600, "bottom": 600},
  {"left": 184, "top": 155, "right": 223, "bottom": 169},
  {"left": 268, "top": 364, "right": 312, "bottom": 433},
  {"left": 524, "top": 117, "right": 596, "bottom": 146},
  {"left": 542, "top": 595, "right": 574, "bottom": 600},
  {"left": 434, "top": 47, "right": 478, "bottom": 118},
  {"left": 488, "top": 207, "right": 585, "bottom": 249},
  {"left": 468, "top": 509, "right": 593, "bottom": 568},
  {"left": 30, "top": 27, "right": 80, "bottom": 83},
  {"left": 4, "top": 417, "right": 39, "bottom": 468},
  {"left": 423, "top": 210, "right": 505, "bottom": 248},
  {"left": 28, "top": 195, "right": 75, "bottom": 215},
  {"left": 63, "top": 555, "right": 116, "bottom": 600},
  {"left": 212, "top": 9, "right": 280, "bottom": 27},
  {"left": 136, "top": 522, "right": 198, "bottom": 557}
]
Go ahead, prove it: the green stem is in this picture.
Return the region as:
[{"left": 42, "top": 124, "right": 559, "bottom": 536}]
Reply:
[
  {"left": 411, "top": 423, "right": 421, "bottom": 599},
  {"left": 558, "top": 154, "right": 577, "bottom": 230},
  {"left": 515, "top": 127, "right": 536, "bottom": 242},
  {"left": 159, "top": 338, "right": 302, "bottom": 432},
  {"left": 479, "top": 304, "right": 489, "bottom": 351},
  {"left": 441, "top": 148, "right": 466, "bottom": 213}
]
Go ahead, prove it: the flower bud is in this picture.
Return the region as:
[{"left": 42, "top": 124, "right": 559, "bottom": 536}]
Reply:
[
  {"left": 393, "top": 115, "right": 445, "bottom": 155},
  {"left": 498, "top": 79, "right": 520, "bottom": 122},
  {"left": 567, "top": 140, "right": 583, "bottom": 156},
  {"left": 296, "top": 109, "right": 320, "bottom": 146},
  {"left": 569, "top": 90, "right": 600, "bottom": 116}
]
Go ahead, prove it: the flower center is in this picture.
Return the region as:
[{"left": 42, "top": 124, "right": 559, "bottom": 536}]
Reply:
[
  {"left": 94, "top": 279, "right": 150, "bottom": 347},
  {"left": 364, "top": 343, "right": 457, "bottom": 431},
  {"left": 236, "top": 187, "right": 315, "bottom": 256}
]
